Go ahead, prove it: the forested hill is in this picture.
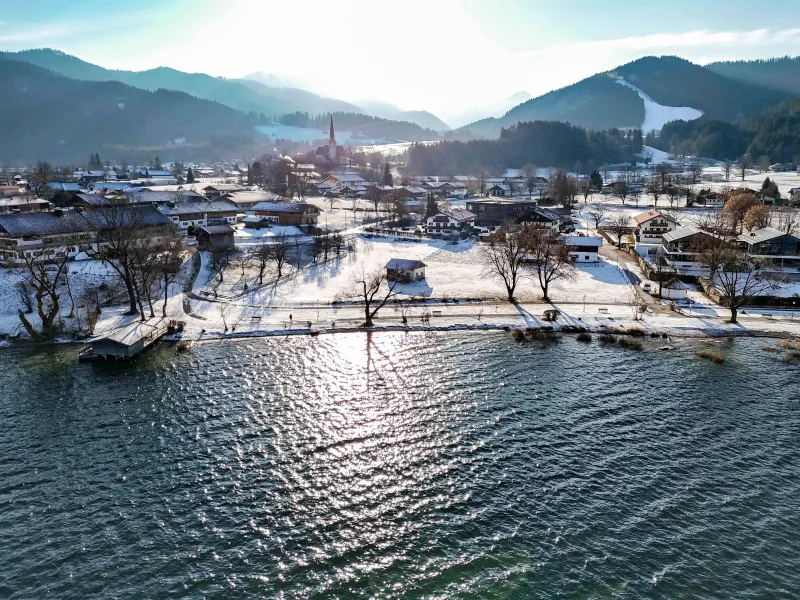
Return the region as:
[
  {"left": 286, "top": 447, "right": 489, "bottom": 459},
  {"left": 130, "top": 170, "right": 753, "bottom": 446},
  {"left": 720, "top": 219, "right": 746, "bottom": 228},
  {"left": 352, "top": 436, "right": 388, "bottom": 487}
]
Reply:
[
  {"left": 457, "top": 56, "right": 795, "bottom": 139},
  {"left": 408, "top": 121, "right": 643, "bottom": 175},
  {"left": 647, "top": 99, "right": 800, "bottom": 163},
  {"left": 3, "top": 48, "right": 363, "bottom": 119},
  {"left": 0, "top": 56, "right": 258, "bottom": 164},
  {"left": 705, "top": 56, "right": 800, "bottom": 96},
  {"left": 278, "top": 112, "right": 441, "bottom": 141}
]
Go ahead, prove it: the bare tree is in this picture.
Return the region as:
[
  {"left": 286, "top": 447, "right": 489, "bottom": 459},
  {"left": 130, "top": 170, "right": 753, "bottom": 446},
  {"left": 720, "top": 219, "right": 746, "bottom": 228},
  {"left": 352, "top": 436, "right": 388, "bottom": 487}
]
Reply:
[
  {"left": 587, "top": 207, "right": 608, "bottom": 230},
  {"left": 550, "top": 170, "right": 578, "bottom": 208},
  {"left": 269, "top": 233, "right": 293, "bottom": 278},
  {"left": 688, "top": 161, "right": 704, "bottom": 185},
  {"left": 646, "top": 177, "right": 661, "bottom": 207},
  {"left": 525, "top": 229, "right": 576, "bottom": 302},
  {"left": 738, "top": 154, "right": 752, "bottom": 181},
  {"left": 608, "top": 213, "right": 632, "bottom": 248},
  {"left": 723, "top": 160, "right": 733, "bottom": 181},
  {"left": 612, "top": 181, "right": 629, "bottom": 205},
  {"left": 155, "top": 232, "right": 185, "bottom": 317},
  {"left": 480, "top": 226, "right": 529, "bottom": 302},
  {"left": 16, "top": 247, "right": 70, "bottom": 340},
  {"left": 776, "top": 208, "right": 800, "bottom": 236},
  {"left": 522, "top": 163, "right": 539, "bottom": 198},
  {"left": 698, "top": 239, "right": 779, "bottom": 323},
  {"left": 578, "top": 177, "right": 592, "bottom": 203},
  {"left": 757, "top": 155, "right": 771, "bottom": 173},
  {"left": 334, "top": 265, "right": 400, "bottom": 327}
]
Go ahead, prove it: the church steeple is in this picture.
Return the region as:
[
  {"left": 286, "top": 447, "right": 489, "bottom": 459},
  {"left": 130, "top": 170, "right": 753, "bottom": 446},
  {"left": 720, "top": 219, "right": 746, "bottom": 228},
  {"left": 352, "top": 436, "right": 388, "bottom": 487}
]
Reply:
[
  {"left": 327, "top": 114, "right": 337, "bottom": 161},
  {"left": 329, "top": 115, "right": 336, "bottom": 143}
]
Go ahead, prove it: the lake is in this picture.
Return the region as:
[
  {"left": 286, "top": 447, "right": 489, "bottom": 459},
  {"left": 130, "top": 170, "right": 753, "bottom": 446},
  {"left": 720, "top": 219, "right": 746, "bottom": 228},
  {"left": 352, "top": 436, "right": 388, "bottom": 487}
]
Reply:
[{"left": 1, "top": 332, "right": 799, "bottom": 598}]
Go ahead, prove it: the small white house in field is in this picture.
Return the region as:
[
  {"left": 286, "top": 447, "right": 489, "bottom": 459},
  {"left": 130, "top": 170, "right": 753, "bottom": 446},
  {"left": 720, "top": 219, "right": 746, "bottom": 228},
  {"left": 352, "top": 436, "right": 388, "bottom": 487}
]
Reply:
[
  {"left": 658, "top": 278, "right": 690, "bottom": 301},
  {"left": 386, "top": 258, "right": 426, "bottom": 283},
  {"left": 425, "top": 208, "right": 476, "bottom": 237},
  {"left": 563, "top": 236, "right": 602, "bottom": 262}
]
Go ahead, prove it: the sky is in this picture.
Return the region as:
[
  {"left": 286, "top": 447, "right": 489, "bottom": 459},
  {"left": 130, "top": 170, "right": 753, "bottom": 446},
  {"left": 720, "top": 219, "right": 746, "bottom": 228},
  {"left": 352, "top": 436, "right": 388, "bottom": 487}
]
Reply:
[{"left": 2, "top": 0, "right": 800, "bottom": 125}]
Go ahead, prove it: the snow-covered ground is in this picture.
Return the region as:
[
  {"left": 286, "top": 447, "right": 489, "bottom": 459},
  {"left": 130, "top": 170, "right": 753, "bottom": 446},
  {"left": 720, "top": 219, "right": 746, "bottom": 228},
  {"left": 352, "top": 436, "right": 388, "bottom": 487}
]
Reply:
[{"left": 615, "top": 79, "right": 703, "bottom": 131}]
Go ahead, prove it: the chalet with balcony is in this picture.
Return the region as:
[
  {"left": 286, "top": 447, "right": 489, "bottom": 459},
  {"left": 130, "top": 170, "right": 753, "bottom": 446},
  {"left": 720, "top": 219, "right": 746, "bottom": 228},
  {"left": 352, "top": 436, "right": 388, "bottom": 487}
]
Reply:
[
  {"left": 159, "top": 201, "right": 239, "bottom": 230},
  {"left": 737, "top": 228, "right": 800, "bottom": 271},
  {"left": 425, "top": 209, "right": 476, "bottom": 237},
  {"left": 634, "top": 209, "right": 678, "bottom": 243}
]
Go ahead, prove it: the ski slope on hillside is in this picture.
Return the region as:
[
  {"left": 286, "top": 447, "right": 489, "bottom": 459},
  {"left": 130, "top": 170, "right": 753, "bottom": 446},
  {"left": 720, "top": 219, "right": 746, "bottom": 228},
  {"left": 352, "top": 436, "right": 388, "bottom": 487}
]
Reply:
[{"left": 615, "top": 78, "right": 703, "bottom": 131}]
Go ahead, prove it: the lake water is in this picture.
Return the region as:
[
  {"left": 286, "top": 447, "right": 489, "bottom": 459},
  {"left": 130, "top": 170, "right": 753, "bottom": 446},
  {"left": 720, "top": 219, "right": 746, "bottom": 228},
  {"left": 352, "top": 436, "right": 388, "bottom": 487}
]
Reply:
[{"left": 1, "top": 332, "right": 799, "bottom": 599}]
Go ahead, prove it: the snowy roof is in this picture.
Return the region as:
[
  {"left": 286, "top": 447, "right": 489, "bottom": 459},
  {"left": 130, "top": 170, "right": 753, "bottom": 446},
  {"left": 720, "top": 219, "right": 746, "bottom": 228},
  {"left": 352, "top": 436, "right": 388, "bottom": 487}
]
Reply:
[
  {"left": 564, "top": 236, "right": 603, "bottom": 247},
  {"left": 128, "top": 190, "right": 206, "bottom": 204},
  {"left": 204, "top": 184, "right": 245, "bottom": 192},
  {"left": 663, "top": 226, "right": 703, "bottom": 243},
  {"left": 224, "top": 190, "right": 283, "bottom": 204},
  {"left": 0, "top": 206, "right": 169, "bottom": 237},
  {"left": 100, "top": 317, "right": 169, "bottom": 347},
  {"left": 160, "top": 201, "right": 238, "bottom": 216},
  {"left": 662, "top": 278, "right": 690, "bottom": 290},
  {"left": 252, "top": 201, "right": 316, "bottom": 213},
  {"left": 634, "top": 209, "right": 676, "bottom": 225},
  {"left": 385, "top": 259, "right": 426, "bottom": 271},
  {"left": 0, "top": 196, "right": 51, "bottom": 207},
  {"left": 47, "top": 182, "right": 82, "bottom": 192},
  {"left": 737, "top": 227, "right": 799, "bottom": 245},
  {"left": 439, "top": 208, "right": 476, "bottom": 221},
  {"left": 198, "top": 225, "right": 235, "bottom": 235}
]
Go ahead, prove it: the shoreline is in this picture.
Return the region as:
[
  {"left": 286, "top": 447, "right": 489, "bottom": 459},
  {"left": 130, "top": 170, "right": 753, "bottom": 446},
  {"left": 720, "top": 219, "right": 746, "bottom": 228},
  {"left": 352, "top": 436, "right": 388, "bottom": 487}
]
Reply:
[{"left": 2, "top": 319, "right": 796, "bottom": 352}]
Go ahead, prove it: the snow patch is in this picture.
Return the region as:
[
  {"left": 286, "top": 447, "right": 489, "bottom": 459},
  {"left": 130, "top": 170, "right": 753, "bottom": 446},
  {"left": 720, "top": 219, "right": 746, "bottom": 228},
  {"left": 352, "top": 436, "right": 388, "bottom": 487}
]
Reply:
[{"left": 614, "top": 78, "right": 703, "bottom": 132}]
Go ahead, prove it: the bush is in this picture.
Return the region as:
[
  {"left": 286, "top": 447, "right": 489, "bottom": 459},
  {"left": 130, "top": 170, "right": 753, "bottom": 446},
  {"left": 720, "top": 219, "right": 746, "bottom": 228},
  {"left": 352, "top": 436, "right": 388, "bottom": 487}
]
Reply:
[
  {"left": 598, "top": 334, "right": 617, "bottom": 344},
  {"left": 623, "top": 327, "right": 646, "bottom": 336},
  {"left": 618, "top": 337, "right": 643, "bottom": 350},
  {"left": 512, "top": 329, "right": 525, "bottom": 342},
  {"left": 696, "top": 349, "right": 725, "bottom": 363},
  {"left": 779, "top": 339, "right": 800, "bottom": 351},
  {"left": 576, "top": 332, "right": 592, "bottom": 342}
]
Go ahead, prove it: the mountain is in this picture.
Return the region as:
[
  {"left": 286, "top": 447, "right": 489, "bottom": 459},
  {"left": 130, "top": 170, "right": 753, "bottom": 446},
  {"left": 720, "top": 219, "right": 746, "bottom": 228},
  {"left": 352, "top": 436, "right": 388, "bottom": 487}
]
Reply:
[
  {"left": 705, "top": 56, "right": 800, "bottom": 96},
  {"left": 3, "top": 48, "right": 363, "bottom": 119},
  {"left": 0, "top": 56, "right": 257, "bottom": 163},
  {"left": 458, "top": 56, "right": 795, "bottom": 138},
  {"left": 442, "top": 91, "right": 532, "bottom": 129},
  {"left": 355, "top": 101, "right": 450, "bottom": 130}
]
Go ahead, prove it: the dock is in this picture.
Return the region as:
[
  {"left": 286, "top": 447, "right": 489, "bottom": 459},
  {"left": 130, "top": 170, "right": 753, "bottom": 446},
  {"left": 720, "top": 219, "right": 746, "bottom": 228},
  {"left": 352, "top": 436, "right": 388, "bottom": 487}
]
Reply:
[{"left": 79, "top": 317, "right": 171, "bottom": 361}]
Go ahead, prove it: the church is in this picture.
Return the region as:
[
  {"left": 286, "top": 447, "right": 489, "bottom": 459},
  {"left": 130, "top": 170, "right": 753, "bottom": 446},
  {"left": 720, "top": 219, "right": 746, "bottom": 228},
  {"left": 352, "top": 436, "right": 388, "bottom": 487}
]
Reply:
[{"left": 315, "top": 115, "right": 347, "bottom": 163}]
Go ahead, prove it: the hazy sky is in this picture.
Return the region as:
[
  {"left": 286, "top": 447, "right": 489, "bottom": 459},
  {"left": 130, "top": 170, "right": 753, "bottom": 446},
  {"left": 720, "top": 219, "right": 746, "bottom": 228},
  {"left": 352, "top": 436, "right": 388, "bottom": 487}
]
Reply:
[{"left": 3, "top": 0, "right": 800, "bottom": 122}]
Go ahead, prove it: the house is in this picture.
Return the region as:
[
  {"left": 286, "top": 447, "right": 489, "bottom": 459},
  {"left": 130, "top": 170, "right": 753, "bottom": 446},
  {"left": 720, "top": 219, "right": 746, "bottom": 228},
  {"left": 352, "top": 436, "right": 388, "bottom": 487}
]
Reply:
[
  {"left": 423, "top": 181, "right": 455, "bottom": 197},
  {"left": 242, "top": 215, "right": 278, "bottom": 229},
  {"left": 519, "top": 207, "right": 564, "bottom": 235},
  {"left": 737, "top": 228, "right": 800, "bottom": 270},
  {"left": 159, "top": 201, "right": 239, "bottom": 230},
  {"left": 385, "top": 258, "right": 426, "bottom": 283},
  {"left": 425, "top": 209, "right": 476, "bottom": 237},
  {"left": 790, "top": 188, "right": 800, "bottom": 204},
  {"left": 82, "top": 317, "right": 170, "bottom": 361},
  {"left": 252, "top": 201, "right": 320, "bottom": 226},
  {"left": 658, "top": 278, "right": 690, "bottom": 301},
  {"left": 0, "top": 205, "right": 171, "bottom": 263},
  {"left": 223, "top": 190, "right": 284, "bottom": 210},
  {"left": 564, "top": 236, "right": 603, "bottom": 262},
  {"left": 634, "top": 209, "right": 678, "bottom": 243},
  {"left": 488, "top": 184, "right": 510, "bottom": 197},
  {"left": 661, "top": 226, "right": 716, "bottom": 274},
  {"left": 466, "top": 199, "right": 538, "bottom": 227},
  {"left": 203, "top": 184, "right": 244, "bottom": 198},
  {"left": 126, "top": 190, "right": 207, "bottom": 205},
  {"left": 0, "top": 196, "right": 53, "bottom": 214},
  {"left": 196, "top": 225, "right": 235, "bottom": 252},
  {"left": 322, "top": 173, "right": 366, "bottom": 189}
]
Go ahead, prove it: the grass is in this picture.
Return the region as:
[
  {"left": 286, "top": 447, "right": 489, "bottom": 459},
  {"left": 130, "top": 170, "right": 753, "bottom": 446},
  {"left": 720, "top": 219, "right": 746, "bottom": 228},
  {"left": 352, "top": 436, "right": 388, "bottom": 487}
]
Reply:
[
  {"left": 778, "top": 339, "right": 800, "bottom": 351},
  {"left": 622, "top": 327, "right": 646, "bottom": 337},
  {"left": 576, "top": 332, "right": 592, "bottom": 342},
  {"left": 696, "top": 349, "right": 725, "bottom": 363}
]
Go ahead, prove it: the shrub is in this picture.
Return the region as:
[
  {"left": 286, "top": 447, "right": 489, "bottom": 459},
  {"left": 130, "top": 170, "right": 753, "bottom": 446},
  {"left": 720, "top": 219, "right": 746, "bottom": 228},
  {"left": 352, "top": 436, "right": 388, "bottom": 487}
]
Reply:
[
  {"left": 779, "top": 339, "right": 800, "bottom": 351},
  {"left": 576, "top": 332, "right": 592, "bottom": 342},
  {"left": 696, "top": 349, "right": 725, "bottom": 363},
  {"left": 598, "top": 334, "right": 617, "bottom": 344},
  {"left": 618, "top": 337, "right": 643, "bottom": 350},
  {"left": 512, "top": 329, "right": 525, "bottom": 342},
  {"left": 623, "top": 327, "right": 646, "bottom": 336},
  {"left": 176, "top": 341, "right": 191, "bottom": 353}
]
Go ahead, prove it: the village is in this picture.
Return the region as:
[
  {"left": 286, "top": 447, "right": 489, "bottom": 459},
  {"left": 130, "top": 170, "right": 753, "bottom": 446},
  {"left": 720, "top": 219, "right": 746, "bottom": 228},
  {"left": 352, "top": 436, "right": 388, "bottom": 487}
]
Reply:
[{"left": 2, "top": 117, "right": 800, "bottom": 356}]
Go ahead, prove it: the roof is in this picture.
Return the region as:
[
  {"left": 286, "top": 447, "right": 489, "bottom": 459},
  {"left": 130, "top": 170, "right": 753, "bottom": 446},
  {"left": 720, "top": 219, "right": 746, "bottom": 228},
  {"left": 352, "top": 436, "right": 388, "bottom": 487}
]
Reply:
[
  {"left": 99, "top": 317, "right": 169, "bottom": 348},
  {"left": 0, "top": 205, "right": 169, "bottom": 237},
  {"left": 634, "top": 209, "right": 676, "bottom": 225},
  {"left": 198, "top": 225, "right": 235, "bottom": 235},
  {"left": 737, "top": 227, "right": 799, "bottom": 245},
  {"left": 224, "top": 190, "right": 283, "bottom": 204},
  {"left": 385, "top": 258, "right": 427, "bottom": 271},
  {"left": 204, "top": 184, "right": 244, "bottom": 192},
  {"left": 0, "top": 196, "right": 51, "bottom": 207},
  {"left": 662, "top": 278, "right": 690, "bottom": 290},
  {"left": 564, "top": 236, "right": 603, "bottom": 247},
  {"left": 47, "top": 182, "right": 82, "bottom": 192},
  {"left": 159, "top": 201, "right": 238, "bottom": 216},
  {"left": 437, "top": 208, "right": 476, "bottom": 221},
  {"left": 252, "top": 201, "right": 316, "bottom": 213},
  {"left": 662, "top": 226, "right": 703, "bottom": 243}
]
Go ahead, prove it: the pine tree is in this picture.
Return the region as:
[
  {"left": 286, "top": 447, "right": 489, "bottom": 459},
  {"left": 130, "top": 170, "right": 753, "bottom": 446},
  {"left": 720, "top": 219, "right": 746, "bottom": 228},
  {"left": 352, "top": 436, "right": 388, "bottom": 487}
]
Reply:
[
  {"left": 424, "top": 192, "right": 438, "bottom": 219},
  {"left": 186, "top": 168, "right": 195, "bottom": 184},
  {"left": 589, "top": 169, "right": 603, "bottom": 191},
  {"left": 382, "top": 163, "right": 393, "bottom": 186},
  {"left": 154, "top": 156, "right": 162, "bottom": 170}
]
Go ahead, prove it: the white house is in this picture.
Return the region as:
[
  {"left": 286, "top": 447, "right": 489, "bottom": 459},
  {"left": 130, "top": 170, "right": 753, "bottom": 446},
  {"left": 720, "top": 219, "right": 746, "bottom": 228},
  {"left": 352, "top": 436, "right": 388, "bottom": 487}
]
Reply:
[
  {"left": 634, "top": 209, "right": 678, "bottom": 243},
  {"left": 658, "top": 278, "right": 690, "bottom": 301},
  {"left": 425, "top": 209, "right": 476, "bottom": 237},
  {"left": 159, "top": 200, "right": 239, "bottom": 230},
  {"left": 563, "top": 236, "right": 603, "bottom": 262},
  {"left": 790, "top": 187, "right": 800, "bottom": 204},
  {"left": 386, "top": 258, "right": 426, "bottom": 283}
]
